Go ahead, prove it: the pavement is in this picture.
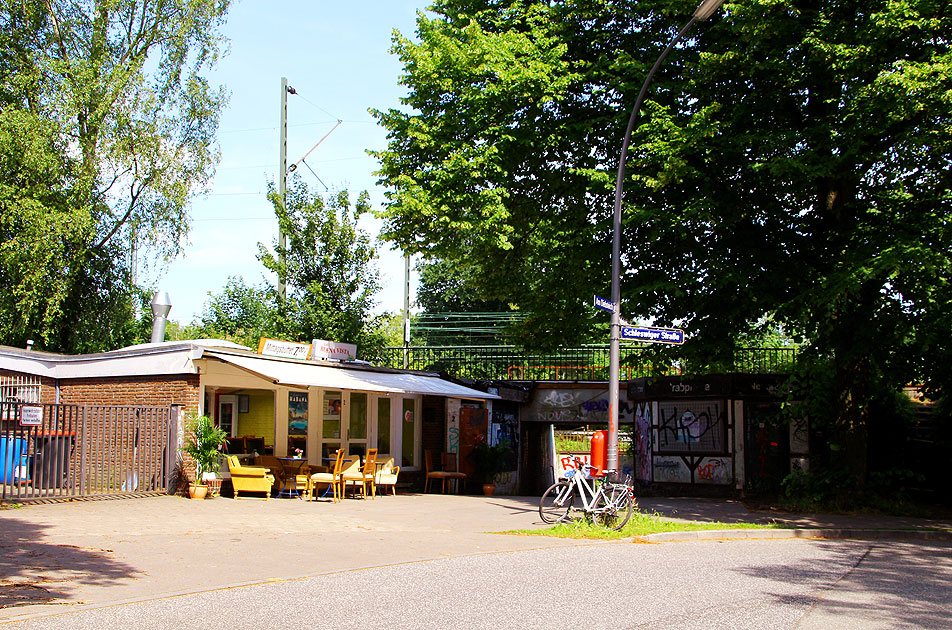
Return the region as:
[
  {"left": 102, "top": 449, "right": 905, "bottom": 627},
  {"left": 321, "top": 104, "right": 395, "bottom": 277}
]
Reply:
[{"left": 0, "top": 492, "right": 949, "bottom": 624}]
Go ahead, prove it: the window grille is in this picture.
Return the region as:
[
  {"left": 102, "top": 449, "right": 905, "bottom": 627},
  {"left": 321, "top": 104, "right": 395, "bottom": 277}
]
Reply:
[{"left": 0, "top": 373, "right": 41, "bottom": 404}]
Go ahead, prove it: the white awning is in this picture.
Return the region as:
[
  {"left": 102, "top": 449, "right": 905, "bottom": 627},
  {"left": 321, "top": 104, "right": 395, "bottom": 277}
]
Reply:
[{"left": 205, "top": 351, "right": 497, "bottom": 400}]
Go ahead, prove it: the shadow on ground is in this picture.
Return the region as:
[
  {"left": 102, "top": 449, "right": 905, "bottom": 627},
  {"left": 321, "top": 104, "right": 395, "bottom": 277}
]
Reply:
[{"left": 0, "top": 516, "right": 139, "bottom": 609}]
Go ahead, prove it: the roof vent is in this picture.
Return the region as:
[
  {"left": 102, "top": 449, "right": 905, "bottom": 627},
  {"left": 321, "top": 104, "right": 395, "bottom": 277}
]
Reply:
[{"left": 150, "top": 291, "right": 172, "bottom": 343}]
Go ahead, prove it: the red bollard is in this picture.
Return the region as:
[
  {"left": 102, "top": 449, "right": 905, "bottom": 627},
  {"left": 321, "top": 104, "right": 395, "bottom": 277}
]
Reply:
[{"left": 590, "top": 430, "right": 608, "bottom": 477}]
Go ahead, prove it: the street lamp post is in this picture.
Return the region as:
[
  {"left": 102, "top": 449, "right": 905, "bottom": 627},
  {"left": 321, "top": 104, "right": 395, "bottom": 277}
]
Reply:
[{"left": 607, "top": 0, "right": 726, "bottom": 471}]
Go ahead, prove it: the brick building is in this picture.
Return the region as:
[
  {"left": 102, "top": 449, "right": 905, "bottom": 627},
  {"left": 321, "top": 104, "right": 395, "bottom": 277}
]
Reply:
[{"left": 0, "top": 340, "right": 496, "bottom": 497}]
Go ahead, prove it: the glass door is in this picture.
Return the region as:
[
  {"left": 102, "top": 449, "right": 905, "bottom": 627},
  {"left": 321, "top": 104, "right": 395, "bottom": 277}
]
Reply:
[
  {"left": 218, "top": 395, "right": 237, "bottom": 437},
  {"left": 401, "top": 397, "right": 417, "bottom": 469},
  {"left": 347, "top": 392, "right": 368, "bottom": 458},
  {"left": 376, "top": 397, "right": 391, "bottom": 457},
  {"left": 321, "top": 391, "right": 342, "bottom": 462},
  {"left": 321, "top": 391, "right": 370, "bottom": 460}
]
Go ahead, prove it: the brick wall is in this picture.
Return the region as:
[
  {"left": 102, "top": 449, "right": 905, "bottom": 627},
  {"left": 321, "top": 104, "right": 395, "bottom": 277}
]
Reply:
[{"left": 57, "top": 374, "right": 200, "bottom": 411}]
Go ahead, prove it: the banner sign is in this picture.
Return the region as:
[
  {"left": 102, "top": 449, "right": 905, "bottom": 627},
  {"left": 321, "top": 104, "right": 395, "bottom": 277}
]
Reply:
[
  {"left": 311, "top": 339, "right": 358, "bottom": 362},
  {"left": 257, "top": 338, "right": 312, "bottom": 360}
]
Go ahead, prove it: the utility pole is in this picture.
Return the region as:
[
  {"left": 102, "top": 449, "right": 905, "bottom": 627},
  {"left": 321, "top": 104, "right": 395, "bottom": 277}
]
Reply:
[
  {"left": 278, "top": 77, "right": 291, "bottom": 301},
  {"left": 403, "top": 253, "right": 411, "bottom": 369}
]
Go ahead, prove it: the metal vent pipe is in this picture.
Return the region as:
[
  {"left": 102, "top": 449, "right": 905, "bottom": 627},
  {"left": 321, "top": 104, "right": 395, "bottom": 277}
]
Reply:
[{"left": 150, "top": 291, "right": 172, "bottom": 343}]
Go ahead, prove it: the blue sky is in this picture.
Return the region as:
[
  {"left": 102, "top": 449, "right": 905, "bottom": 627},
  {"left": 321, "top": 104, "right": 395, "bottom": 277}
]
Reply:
[{"left": 151, "top": 1, "right": 427, "bottom": 324}]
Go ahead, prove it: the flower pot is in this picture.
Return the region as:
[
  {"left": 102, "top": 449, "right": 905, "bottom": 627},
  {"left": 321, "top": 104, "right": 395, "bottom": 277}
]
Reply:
[
  {"left": 482, "top": 483, "right": 495, "bottom": 496},
  {"left": 188, "top": 483, "right": 208, "bottom": 500}
]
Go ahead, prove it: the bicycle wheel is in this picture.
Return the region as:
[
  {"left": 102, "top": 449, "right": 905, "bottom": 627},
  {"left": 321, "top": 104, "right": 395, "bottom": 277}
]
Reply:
[
  {"left": 593, "top": 484, "right": 633, "bottom": 531},
  {"left": 539, "top": 481, "right": 575, "bottom": 523}
]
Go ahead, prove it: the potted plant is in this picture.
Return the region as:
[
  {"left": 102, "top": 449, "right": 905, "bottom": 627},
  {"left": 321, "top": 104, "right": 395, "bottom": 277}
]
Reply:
[
  {"left": 471, "top": 441, "right": 512, "bottom": 496},
  {"left": 182, "top": 414, "right": 228, "bottom": 499}
]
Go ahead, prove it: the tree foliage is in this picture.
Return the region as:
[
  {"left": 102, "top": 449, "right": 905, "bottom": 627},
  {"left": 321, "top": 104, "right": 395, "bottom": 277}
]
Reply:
[
  {"left": 186, "top": 183, "right": 386, "bottom": 357},
  {"left": 374, "top": 0, "right": 952, "bottom": 478},
  {"left": 0, "top": 0, "right": 230, "bottom": 352},
  {"left": 259, "top": 181, "right": 385, "bottom": 354}
]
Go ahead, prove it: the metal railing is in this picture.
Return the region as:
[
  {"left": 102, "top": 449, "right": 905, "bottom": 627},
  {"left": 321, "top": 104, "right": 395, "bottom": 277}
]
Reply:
[
  {"left": 370, "top": 345, "right": 799, "bottom": 381},
  {"left": 1, "top": 402, "right": 175, "bottom": 502}
]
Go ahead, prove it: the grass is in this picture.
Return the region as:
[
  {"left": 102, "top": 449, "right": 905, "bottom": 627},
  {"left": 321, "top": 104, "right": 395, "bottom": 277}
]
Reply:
[{"left": 513, "top": 509, "right": 778, "bottom": 540}]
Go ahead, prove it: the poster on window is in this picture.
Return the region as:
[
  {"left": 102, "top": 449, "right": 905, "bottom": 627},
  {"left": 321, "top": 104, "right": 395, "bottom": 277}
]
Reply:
[{"left": 288, "top": 392, "right": 308, "bottom": 436}]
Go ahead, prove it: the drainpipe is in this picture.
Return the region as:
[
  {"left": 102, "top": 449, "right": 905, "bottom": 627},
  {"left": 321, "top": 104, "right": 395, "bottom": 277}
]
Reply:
[{"left": 150, "top": 291, "right": 172, "bottom": 343}]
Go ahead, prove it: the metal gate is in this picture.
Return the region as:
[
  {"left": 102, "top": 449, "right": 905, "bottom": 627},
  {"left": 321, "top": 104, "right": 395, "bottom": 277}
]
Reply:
[{"left": 0, "top": 402, "right": 176, "bottom": 502}]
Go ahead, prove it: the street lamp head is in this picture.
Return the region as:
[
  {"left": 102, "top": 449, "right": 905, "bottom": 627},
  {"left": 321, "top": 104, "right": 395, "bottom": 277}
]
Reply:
[{"left": 694, "top": 0, "right": 726, "bottom": 20}]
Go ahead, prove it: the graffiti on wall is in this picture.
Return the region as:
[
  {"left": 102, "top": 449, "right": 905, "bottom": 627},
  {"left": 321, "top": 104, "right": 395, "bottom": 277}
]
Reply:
[
  {"left": 696, "top": 457, "right": 731, "bottom": 484},
  {"left": 653, "top": 457, "right": 688, "bottom": 483},
  {"left": 790, "top": 416, "right": 809, "bottom": 454},
  {"left": 534, "top": 388, "right": 634, "bottom": 425},
  {"left": 448, "top": 426, "right": 459, "bottom": 453},
  {"left": 635, "top": 403, "right": 652, "bottom": 482},
  {"left": 657, "top": 400, "right": 726, "bottom": 453},
  {"left": 540, "top": 390, "right": 581, "bottom": 409},
  {"left": 492, "top": 410, "right": 519, "bottom": 470}
]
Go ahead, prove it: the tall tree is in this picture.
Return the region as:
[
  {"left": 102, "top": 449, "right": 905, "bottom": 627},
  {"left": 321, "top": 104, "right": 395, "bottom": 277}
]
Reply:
[
  {"left": 0, "top": 0, "right": 230, "bottom": 352},
  {"left": 414, "top": 258, "right": 524, "bottom": 345},
  {"left": 190, "top": 277, "right": 280, "bottom": 348},
  {"left": 259, "top": 181, "right": 385, "bottom": 356},
  {"left": 374, "top": 0, "right": 952, "bottom": 479}
]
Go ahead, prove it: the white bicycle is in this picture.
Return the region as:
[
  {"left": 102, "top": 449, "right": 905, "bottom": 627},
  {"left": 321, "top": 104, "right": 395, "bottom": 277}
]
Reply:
[{"left": 539, "top": 457, "right": 635, "bottom": 531}]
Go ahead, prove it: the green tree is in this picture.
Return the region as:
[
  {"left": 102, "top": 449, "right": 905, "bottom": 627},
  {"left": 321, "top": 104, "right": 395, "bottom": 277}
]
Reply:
[
  {"left": 192, "top": 277, "right": 280, "bottom": 348},
  {"left": 374, "top": 0, "right": 952, "bottom": 481},
  {"left": 414, "top": 258, "right": 520, "bottom": 345},
  {"left": 0, "top": 0, "right": 230, "bottom": 352},
  {"left": 259, "top": 180, "right": 385, "bottom": 357}
]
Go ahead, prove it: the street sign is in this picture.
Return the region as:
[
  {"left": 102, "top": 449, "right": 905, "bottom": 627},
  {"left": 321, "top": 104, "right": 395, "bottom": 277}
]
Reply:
[
  {"left": 593, "top": 295, "right": 615, "bottom": 312},
  {"left": 621, "top": 326, "right": 685, "bottom": 345}
]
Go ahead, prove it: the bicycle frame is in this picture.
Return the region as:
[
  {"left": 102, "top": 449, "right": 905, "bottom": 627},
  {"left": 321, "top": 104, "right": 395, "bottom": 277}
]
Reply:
[
  {"left": 561, "top": 464, "right": 603, "bottom": 513},
  {"left": 540, "top": 456, "right": 635, "bottom": 529}
]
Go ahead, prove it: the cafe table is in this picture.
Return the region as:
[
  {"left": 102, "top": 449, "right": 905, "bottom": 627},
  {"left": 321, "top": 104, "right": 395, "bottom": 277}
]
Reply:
[{"left": 276, "top": 457, "right": 308, "bottom": 498}]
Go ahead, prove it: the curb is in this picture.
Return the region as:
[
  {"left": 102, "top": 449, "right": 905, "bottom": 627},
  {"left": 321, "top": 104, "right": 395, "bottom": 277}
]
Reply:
[{"left": 631, "top": 528, "right": 952, "bottom": 543}]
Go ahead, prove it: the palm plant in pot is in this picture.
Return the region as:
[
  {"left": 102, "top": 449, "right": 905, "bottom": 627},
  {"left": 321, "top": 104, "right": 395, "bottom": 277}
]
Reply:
[
  {"left": 471, "top": 441, "right": 512, "bottom": 496},
  {"left": 182, "top": 414, "right": 228, "bottom": 499}
]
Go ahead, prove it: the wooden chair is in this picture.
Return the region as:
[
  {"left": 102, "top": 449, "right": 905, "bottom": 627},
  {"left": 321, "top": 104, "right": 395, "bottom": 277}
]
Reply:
[
  {"left": 374, "top": 458, "right": 401, "bottom": 495},
  {"left": 442, "top": 452, "right": 468, "bottom": 494},
  {"left": 308, "top": 449, "right": 345, "bottom": 502},
  {"left": 244, "top": 436, "right": 265, "bottom": 454},
  {"left": 342, "top": 448, "right": 378, "bottom": 499},
  {"left": 225, "top": 436, "right": 246, "bottom": 454},
  {"left": 424, "top": 450, "right": 451, "bottom": 493}
]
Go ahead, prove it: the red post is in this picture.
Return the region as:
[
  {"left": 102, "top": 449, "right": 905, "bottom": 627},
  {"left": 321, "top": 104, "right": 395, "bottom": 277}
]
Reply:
[{"left": 590, "top": 430, "right": 608, "bottom": 477}]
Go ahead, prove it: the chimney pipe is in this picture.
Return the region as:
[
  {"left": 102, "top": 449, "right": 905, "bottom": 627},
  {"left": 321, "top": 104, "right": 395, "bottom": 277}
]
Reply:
[{"left": 150, "top": 291, "right": 172, "bottom": 343}]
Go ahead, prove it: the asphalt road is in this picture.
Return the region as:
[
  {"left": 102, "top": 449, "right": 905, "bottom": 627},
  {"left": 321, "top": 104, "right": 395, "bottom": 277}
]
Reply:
[
  {"left": 3, "top": 538, "right": 950, "bottom": 629},
  {"left": 1, "top": 495, "right": 950, "bottom": 628}
]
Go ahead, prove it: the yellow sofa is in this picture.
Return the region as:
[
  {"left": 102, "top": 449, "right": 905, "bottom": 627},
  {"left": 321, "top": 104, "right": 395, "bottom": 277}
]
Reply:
[{"left": 226, "top": 455, "right": 275, "bottom": 500}]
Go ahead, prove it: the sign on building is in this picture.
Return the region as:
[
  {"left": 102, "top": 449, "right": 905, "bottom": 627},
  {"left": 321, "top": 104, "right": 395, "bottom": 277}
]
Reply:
[
  {"left": 311, "top": 339, "right": 358, "bottom": 362},
  {"left": 257, "top": 338, "right": 312, "bottom": 360},
  {"left": 19, "top": 405, "right": 43, "bottom": 426}
]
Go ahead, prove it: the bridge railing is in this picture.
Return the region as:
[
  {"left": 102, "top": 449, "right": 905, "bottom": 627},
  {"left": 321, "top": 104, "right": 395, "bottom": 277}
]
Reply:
[{"left": 369, "top": 346, "right": 798, "bottom": 381}]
